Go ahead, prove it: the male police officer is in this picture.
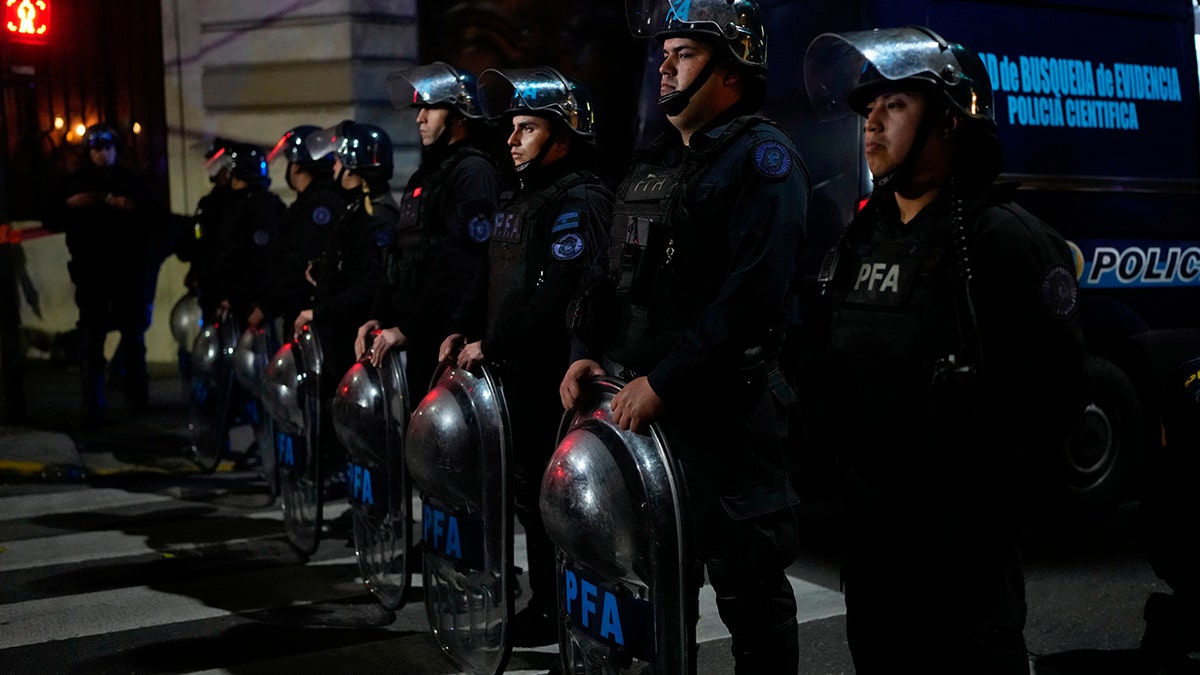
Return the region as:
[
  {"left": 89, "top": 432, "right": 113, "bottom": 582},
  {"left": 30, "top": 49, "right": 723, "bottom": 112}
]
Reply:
[
  {"left": 178, "top": 138, "right": 237, "bottom": 324},
  {"left": 211, "top": 142, "right": 286, "bottom": 330},
  {"left": 438, "top": 66, "right": 613, "bottom": 646},
  {"left": 47, "top": 124, "right": 159, "bottom": 423},
  {"left": 804, "top": 27, "right": 1087, "bottom": 673},
  {"left": 559, "top": 1, "right": 810, "bottom": 671},
  {"left": 264, "top": 125, "right": 345, "bottom": 333},
  {"left": 356, "top": 63, "right": 502, "bottom": 400}
]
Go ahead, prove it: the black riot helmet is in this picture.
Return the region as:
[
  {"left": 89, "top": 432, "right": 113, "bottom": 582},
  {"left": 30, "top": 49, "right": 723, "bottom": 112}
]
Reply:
[
  {"left": 203, "top": 137, "right": 237, "bottom": 184},
  {"left": 306, "top": 120, "right": 394, "bottom": 187},
  {"left": 479, "top": 66, "right": 596, "bottom": 139},
  {"left": 480, "top": 66, "right": 598, "bottom": 172},
  {"left": 269, "top": 125, "right": 334, "bottom": 186},
  {"left": 627, "top": 0, "right": 768, "bottom": 115},
  {"left": 226, "top": 142, "right": 270, "bottom": 186},
  {"left": 386, "top": 62, "right": 485, "bottom": 119},
  {"left": 804, "top": 26, "right": 1000, "bottom": 188},
  {"left": 83, "top": 123, "right": 119, "bottom": 149}
]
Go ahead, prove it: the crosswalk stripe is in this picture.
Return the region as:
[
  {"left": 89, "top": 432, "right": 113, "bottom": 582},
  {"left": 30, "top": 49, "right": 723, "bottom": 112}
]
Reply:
[{"left": 0, "top": 488, "right": 173, "bottom": 522}]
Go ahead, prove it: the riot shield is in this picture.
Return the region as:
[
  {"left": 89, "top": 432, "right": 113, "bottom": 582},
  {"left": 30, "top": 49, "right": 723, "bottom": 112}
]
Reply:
[
  {"left": 541, "top": 376, "right": 690, "bottom": 674},
  {"left": 332, "top": 348, "right": 414, "bottom": 610},
  {"left": 233, "top": 321, "right": 282, "bottom": 497},
  {"left": 406, "top": 363, "right": 514, "bottom": 675},
  {"left": 260, "top": 324, "right": 324, "bottom": 557},
  {"left": 187, "top": 316, "right": 240, "bottom": 473}
]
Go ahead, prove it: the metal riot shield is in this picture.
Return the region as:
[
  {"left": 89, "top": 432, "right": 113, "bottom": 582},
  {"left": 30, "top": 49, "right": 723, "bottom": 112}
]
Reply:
[
  {"left": 541, "top": 376, "right": 689, "bottom": 674},
  {"left": 233, "top": 322, "right": 282, "bottom": 497},
  {"left": 260, "top": 324, "right": 324, "bottom": 557},
  {"left": 332, "top": 349, "right": 413, "bottom": 610},
  {"left": 405, "top": 364, "right": 514, "bottom": 675},
  {"left": 187, "top": 316, "right": 241, "bottom": 473}
]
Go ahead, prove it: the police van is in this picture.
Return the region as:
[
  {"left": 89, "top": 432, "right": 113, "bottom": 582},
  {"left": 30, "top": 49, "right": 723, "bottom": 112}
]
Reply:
[{"left": 710, "top": 0, "right": 1200, "bottom": 507}]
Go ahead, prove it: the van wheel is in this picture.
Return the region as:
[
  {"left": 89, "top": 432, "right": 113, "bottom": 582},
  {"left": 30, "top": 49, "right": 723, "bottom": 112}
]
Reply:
[{"left": 1060, "top": 356, "right": 1143, "bottom": 507}]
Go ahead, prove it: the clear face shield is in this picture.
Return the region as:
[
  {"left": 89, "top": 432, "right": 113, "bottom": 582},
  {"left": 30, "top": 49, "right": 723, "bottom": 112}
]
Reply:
[
  {"left": 385, "top": 62, "right": 480, "bottom": 116},
  {"left": 804, "top": 27, "right": 987, "bottom": 121},
  {"left": 204, "top": 148, "right": 234, "bottom": 179},
  {"left": 478, "top": 66, "right": 594, "bottom": 136},
  {"left": 304, "top": 124, "right": 345, "bottom": 163}
]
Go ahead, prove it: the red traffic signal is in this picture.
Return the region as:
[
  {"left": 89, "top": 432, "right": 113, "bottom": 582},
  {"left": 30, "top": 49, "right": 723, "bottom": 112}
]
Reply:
[{"left": 5, "top": 0, "right": 49, "bottom": 45}]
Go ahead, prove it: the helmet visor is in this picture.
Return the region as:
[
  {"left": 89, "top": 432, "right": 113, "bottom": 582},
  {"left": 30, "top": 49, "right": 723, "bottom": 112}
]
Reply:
[
  {"left": 626, "top": 0, "right": 740, "bottom": 39},
  {"left": 479, "top": 67, "right": 568, "bottom": 116},
  {"left": 805, "top": 28, "right": 963, "bottom": 121},
  {"left": 204, "top": 147, "right": 234, "bottom": 178},
  {"left": 386, "top": 63, "right": 466, "bottom": 110},
  {"left": 305, "top": 124, "right": 344, "bottom": 162}
]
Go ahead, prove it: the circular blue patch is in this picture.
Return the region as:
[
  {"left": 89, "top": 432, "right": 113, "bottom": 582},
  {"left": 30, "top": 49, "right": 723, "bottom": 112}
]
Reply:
[
  {"left": 753, "top": 140, "right": 792, "bottom": 179},
  {"left": 374, "top": 228, "right": 394, "bottom": 247},
  {"left": 252, "top": 229, "right": 270, "bottom": 246},
  {"left": 1040, "top": 264, "right": 1078, "bottom": 319},
  {"left": 468, "top": 214, "right": 491, "bottom": 243},
  {"left": 311, "top": 206, "right": 331, "bottom": 226},
  {"left": 551, "top": 232, "right": 584, "bottom": 261}
]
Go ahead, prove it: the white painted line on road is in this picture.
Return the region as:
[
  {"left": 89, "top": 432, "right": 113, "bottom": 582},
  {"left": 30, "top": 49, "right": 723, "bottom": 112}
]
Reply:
[{"left": 0, "top": 488, "right": 173, "bottom": 522}]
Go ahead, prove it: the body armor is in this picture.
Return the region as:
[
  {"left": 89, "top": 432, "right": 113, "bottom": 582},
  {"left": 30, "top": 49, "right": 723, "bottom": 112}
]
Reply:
[
  {"left": 487, "top": 171, "right": 597, "bottom": 331},
  {"left": 388, "top": 146, "right": 492, "bottom": 292}
]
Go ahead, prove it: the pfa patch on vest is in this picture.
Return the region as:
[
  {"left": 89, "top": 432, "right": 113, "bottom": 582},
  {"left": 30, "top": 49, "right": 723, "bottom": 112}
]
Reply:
[
  {"left": 551, "top": 232, "right": 585, "bottom": 261},
  {"left": 1040, "top": 263, "right": 1079, "bottom": 319},
  {"left": 753, "top": 140, "right": 792, "bottom": 179},
  {"left": 311, "top": 206, "right": 331, "bottom": 226}
]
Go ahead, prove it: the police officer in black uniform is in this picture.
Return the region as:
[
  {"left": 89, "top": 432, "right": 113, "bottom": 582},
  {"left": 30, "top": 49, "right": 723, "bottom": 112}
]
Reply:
[
  {"left": 356, "top": 63, "right": 502, "bottom": 400},
  {"left": 804, "top": 27, "right": 1088, "bottom": 673},
  {"left": 559, "top": 1, "right": 809, "bottom": 670},
  {"left": 210, "top": 143, "right": 286, "bottom": 330},
  {"left": 178, "top": 138, "right": 238, "bottom": 324},
  {"left": 46, "top": 123, "right": 159, "bottom": 423},
  {"left": 263, "top": 125, "right": 345, "bottom": 333},
  {"left": 298, "top": 121, "right": 399, "bottom": 390},
  {"left": 438, "top": 66, "right": 613, "bottom": 646}
]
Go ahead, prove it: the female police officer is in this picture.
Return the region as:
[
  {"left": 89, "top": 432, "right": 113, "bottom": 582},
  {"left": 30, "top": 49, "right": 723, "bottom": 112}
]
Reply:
[{"left": 804, "top": 27, "right": 1088, "bottom": 673}]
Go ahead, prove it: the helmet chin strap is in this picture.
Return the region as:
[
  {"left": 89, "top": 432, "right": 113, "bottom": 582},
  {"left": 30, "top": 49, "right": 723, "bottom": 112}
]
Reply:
[
  {"left": 515, "top": 127, "right": 560, "bottom": 174},
  {"left": 872, "top": 108, "right": 940, "bottom": 192},
  {"left": 658, "top": 54, "right": 720, "bottom": 117}
]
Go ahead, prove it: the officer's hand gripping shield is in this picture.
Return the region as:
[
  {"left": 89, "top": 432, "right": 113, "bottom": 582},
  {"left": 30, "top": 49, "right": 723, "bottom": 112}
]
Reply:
[
  {"left": 233, "top": 322, "right": 282, "bottom": 497},
  {"left": 260, "top": 324, "right": 325, "bottom": 557},
  {"left": 187, "top": 316, "right": 241, "bottom": 473},
  {"left": 541, "top": 376, "right": 690, "bottom": 674},
  {"left": 405, "top": 363, "right": 514, "bottom": 674},
  {"left": 332, "top": 347, "right": 414, "bottom": 610}
]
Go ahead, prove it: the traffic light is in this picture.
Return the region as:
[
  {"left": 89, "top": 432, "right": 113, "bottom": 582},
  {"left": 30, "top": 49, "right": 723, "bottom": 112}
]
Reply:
[{"left": 4, "top": 0, "right": 50, "bottom": 46}]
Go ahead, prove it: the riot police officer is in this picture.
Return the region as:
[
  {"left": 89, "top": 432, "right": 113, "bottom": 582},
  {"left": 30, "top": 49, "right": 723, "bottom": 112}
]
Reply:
[
  {"left": 356, "top": 63, "right": 503, "bottom": 399},
  {"left": 263, "top": 125, "right": 345, "bottom": 332},
  {"left": 804, "top": 27, "right": 1088, "bottom": 673},
  {"left": 178, "top": 137, "right": 238, "bottom": 324},
  {"left": 211, "top": 142, "right": 286, "bottom": 329},
  {"left": 559, "top": 1, "right": 810, "bottom": 670},
  {"left": 46, "top": 123, "right": 159, "bottom": 423},
  {"left": 437, "top": 66, "right": 613, "bottom": 646}
]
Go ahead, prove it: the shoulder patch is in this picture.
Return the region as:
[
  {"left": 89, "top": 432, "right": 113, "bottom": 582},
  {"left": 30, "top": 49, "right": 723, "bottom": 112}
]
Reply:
[
  {"left": 374, "top": 227, "right": 394, "bottom": 247},
  {"left": 252, "top": 229, "right": 270, "bottom": 246},
  {"left": 752, "top": 140, "right": 792, "bottom": 179},
  {"left": 551, "top": 232, "right": 585, "bottom": 261},
  {"left": 311, "top": 206, "right": 332, "bottom": 226},
  {"left": 1040, "top": 264, "right": 1079, "bottom": 319},
  {"left": 468, "top": 214, "right": 492, "bottom": 243},
  {"left": 551, "top": 211, "right": 581, "bottom": 234}
]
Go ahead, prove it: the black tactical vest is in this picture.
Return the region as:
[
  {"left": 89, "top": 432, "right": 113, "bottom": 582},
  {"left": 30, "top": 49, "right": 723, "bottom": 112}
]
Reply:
[
  {"left": 388, "top": 146, "right": 492, "bottom": 292},
  {"left": 486, "top": 170, "right": 597, "bottom": 331},
  {"left": 608, "top": 116, "right": 769, "bottom": 367}
]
